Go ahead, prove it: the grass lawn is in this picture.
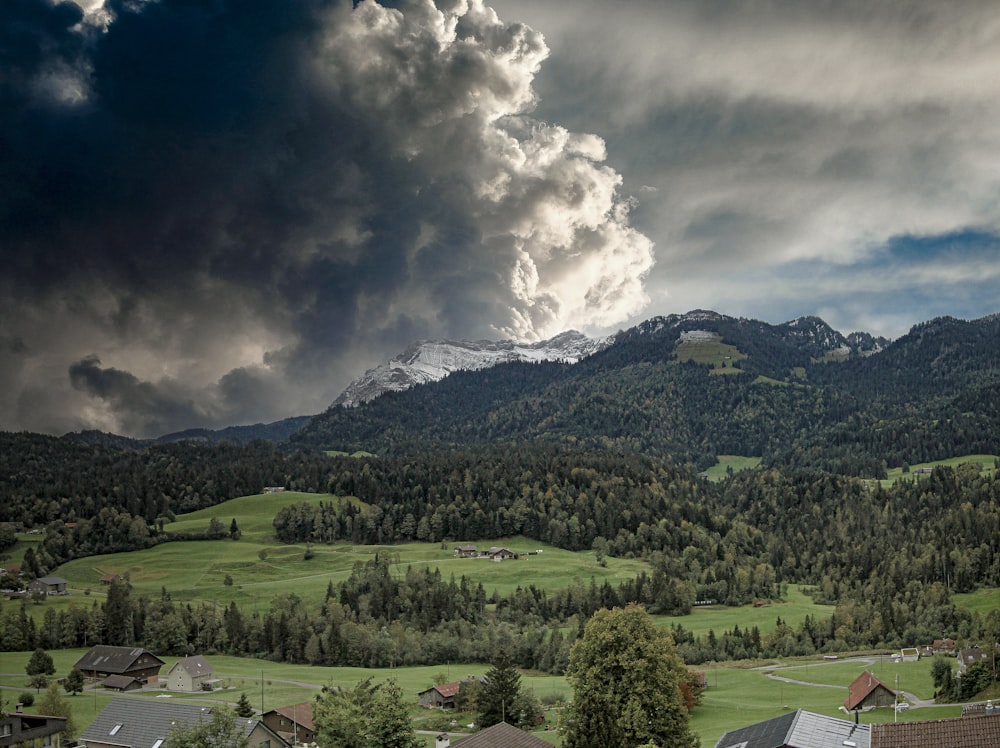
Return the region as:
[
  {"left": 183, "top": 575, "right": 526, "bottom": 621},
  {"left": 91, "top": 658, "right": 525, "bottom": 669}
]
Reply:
[
  {"left": 702, "top": 455, "right": 762, "bottom": 481},
  {"left": 879, "top": 454, "right": 998, "bottom": 487},
  {"left": 953, "top": 587, "right": 1000, "bottom": 617},
  {"left": 674, "top": 335, "right": 747, "bottom": 374},
  {"left": 654, "top": 585, "right": 832, "bottom": 638}
]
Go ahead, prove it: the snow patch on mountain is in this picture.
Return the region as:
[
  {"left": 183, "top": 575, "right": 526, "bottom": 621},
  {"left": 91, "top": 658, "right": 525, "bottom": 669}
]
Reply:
[{"left": 334, "top": 331, "right": 607, "bottom": 407}]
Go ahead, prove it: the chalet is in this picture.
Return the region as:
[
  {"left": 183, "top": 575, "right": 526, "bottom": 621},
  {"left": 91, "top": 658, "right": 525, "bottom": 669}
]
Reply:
[
  {"left": 932, "top": 638, "right": 955, "bottom": 653},
  {"left": 958, "top": 645, "right": 993, "bottom": 674},
  {"left": 27, "top": 576, "right": 68, "bottom": 595},
  {"left": 165, "top": 655, "right": 218, "bottom": 692},
  {"left": 845, "top": 671, "right": 896, "bottom": 711},
  {"left": 486, "top": 547, "right": 516, "bottom": 562},
  {"left": 453, "top": 545, "right": 478, "bottom": 558},
  {"left": 419, "top": 677, "right": 485, "bottom": 710},
  {"left": 80, "top": 698, "right": 288, "bottom": 748},
  {"left": 0, "top": 705, "right": 68, "bottom": 748},
  {"left": 714, "top": 709, "right": 870, "bottom": 748},
  {"left": 262, "top": 486, "right": 286, "bottom": 493},
  {"left": 440, "top": 721, "right": 552, "bottom": 748},
  {"left": 74, "top": 645, "right": 165, "bottom": 685},
  {"left": 262, "top": 702, "right": 315, "bottom": 745},
  {"left": 100, "top": 573, "right": 121, "bottom": 586}
]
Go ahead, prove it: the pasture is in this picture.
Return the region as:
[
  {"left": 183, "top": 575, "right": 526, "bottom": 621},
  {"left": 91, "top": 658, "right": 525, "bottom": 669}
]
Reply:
[
  {"left": 674, "top": 333, "right": 746, "bottom": 374},
  {"left": 702, "top": 455, "right": 762, "bottom": 481},
  {"left": 953, "top": 587, "right": 1000, "bottom": 617},
  {"left": 879, "top": 454, "right": 997, "bottom": 487}
]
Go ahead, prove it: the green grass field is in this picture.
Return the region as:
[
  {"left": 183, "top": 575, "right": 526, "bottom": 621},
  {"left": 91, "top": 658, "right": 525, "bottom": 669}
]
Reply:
[
  {"left": 953, "top": 587, "right": 1000, "bottom": 617},
  {"left": 674, "top": 334, "right": 747, "bottom": 374},
  {"left": 879, "top": 454, "right": 998, "bottom": 487},
  {"left": 702, "top": 455, "right": 763, "bottom": 481}
]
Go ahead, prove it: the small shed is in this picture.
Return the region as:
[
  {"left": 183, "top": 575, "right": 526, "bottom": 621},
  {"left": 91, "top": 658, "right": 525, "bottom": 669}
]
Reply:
[
  {"left": 27, "top": 576, "right": 68, "bottom": 595},
  {"left": 102, "top": 674, "right": 144, "bottom": 692}
]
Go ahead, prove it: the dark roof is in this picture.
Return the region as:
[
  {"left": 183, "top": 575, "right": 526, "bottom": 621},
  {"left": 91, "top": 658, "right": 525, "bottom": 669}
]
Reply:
[
  {"left": 80, "top": 697, "right": 280, "bottom": 748},
  {"left": 871, "top": 714, "right": 1000, "bottom": 748},
  {"left": 453, "top": 721, "right": 552, "bottom": 748},
  {"left": 714, "top": 709, "right": 871, "bottom": 748},
  {"left": 168, "top": 655, "right": 214, "bottom": 678},
  {"left": 74, "top": 645, "right": 165, "bottom": 674},
  {"left": 36, "top": 576, "right": 68, "bottom": 585},
  {"left": 102, "top": 674, "right": 142, "bottom": 690},
  {"left": 844, "top": 671, "right": 894, "bottom": 711}
]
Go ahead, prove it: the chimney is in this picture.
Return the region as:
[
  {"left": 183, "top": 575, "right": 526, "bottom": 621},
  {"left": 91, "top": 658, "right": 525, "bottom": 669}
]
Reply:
[
  {"left": 435, "top": 733, "right": 451, "bottom": 748},
  {"left": 15, "top": 703, "right": 23, "bottom": 713}
]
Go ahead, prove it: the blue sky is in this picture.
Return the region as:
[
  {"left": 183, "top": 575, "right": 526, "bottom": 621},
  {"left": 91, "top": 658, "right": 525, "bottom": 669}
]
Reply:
[{"left": 1, "top": 0, "right": 997, "bottom": 436}]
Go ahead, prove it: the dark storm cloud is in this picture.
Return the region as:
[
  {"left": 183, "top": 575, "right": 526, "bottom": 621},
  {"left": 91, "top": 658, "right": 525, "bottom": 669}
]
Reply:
[{"left": 1, "top": 0, "right": 653, "bottom": 436}]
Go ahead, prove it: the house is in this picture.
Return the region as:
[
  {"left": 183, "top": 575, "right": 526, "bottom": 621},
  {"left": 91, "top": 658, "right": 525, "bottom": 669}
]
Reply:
[
  {"left": 0, "top": 705, "right": 67, "bottom": 748},
  {"left": 714, "top": 709, "right": 870, "bottom": 748},
  {"left": 443, "top": 721, "right": 553, "bottom": 748},
  {"left": 931, "top": 638, "right": 955, "bottom": 653},
  {"left": 418, "top": 677, "right": 485, "bottom": 709},
  {"left": 844, "top": 671, "right": 896, "bottom": 711},
  {"left": 870, "top": 712, "right": 1000, "bottom": 747},
  {"left": 73, "top": 645, "right": 165, "bottom": 685},
  {"left": 27, "top": 576, "right": 68, "bottom": 596},
  {"left": 79, "top": 698, "right": 289, "bottom": 748},
  {"left": 958, "top": 645, "right": 992, "bottom": 673},
  {"left": 165, "top": 655, "right": 218, "bottom": 692},
  {"left": 453, "top": 545, "right": 478, "bottom": 558},
  {"left": 100, "top": 574, "right": 121, "bottom": 586},
  {"left": 261, "top": 702, "right": 315, "bottom": 745},
  {"left": 486, "top": 547, "right": 516, "bottom": 562}
]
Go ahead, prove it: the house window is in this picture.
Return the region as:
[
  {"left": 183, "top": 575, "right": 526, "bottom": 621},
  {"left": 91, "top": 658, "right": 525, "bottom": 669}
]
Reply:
[
  {"left": 0, "top": 724, "right": 12, "bottom": 737},
  {"left": 109, "top": 723, "right": 123, "bottom": 735},
  {"left": 152, "top": 740, "right": 164, "bottom": 748}
]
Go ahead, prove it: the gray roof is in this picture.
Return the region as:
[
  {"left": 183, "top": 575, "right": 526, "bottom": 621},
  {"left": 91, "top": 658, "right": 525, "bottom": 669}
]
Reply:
[
  {"left": 715, "top": 709, "right": 871, "bottom": 748},
  {"left": 168, "top": 655, "right": 214, "bottom": 678},
  {"left": 80, "top": 698, "right": 277, "bottom": 747},
  {"left": 74, "top": 645, "right": 165, "bottom": 674}
]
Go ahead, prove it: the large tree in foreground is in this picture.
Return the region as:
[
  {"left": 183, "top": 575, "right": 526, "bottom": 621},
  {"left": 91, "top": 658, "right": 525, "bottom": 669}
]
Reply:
[{"left": 563, "top": 604, "right": 698, "bottom": 748}]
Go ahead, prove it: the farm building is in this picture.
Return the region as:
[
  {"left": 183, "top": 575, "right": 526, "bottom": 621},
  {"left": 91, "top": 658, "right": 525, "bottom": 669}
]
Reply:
[
  {"left": 262, "top": 702, "right": 315, "bottom": 745},
  {"left": 419, "top": 676, "right": 485, "bottom": 709},
  {"left": 453, "top": 545, "right": 478, "bottom": 558},
  {"left": 79, "top": 698, "right": 288, "bottom": 748},
  {"left": 844, "top": 671, "right": 896, "bottom": 711},
  {"left": 27, "top": 576, "right": 68, "bottom": 595},
  {"left": 73, "top": 645, "right": 165, "bottom": 685},
  {"left": 165, "top": 655, "right": 218, "bottom": 692},
  {"left": 486, "top": 547, "right": 516, "bottom": 562}
]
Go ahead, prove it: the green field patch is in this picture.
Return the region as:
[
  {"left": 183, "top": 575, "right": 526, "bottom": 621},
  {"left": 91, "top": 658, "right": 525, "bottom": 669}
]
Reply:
[
  {"left": 674, "top": 333, "right": 747, "bottom": 374},
  {"left": 953, "top": 587, "right": 1000, "bottom": 616},
  {"left": 654, "top": 585, "right": 831, "bottom": 639},
  {"left": 879, "top": 454, "right": 998, "bottom": 487},
  {"left": 163, "top": 491, "right": 365, "bottom": 542},
  {"left": 702, "top": 455, "right": 762, "bottom": 482}
]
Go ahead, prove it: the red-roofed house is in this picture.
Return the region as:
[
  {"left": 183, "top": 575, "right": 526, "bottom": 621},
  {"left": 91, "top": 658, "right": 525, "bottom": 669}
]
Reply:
[
  {"left": 419, "top": 677, "right": 485, "bottom": 709},
  {"left": 845, "top": 670, "right": 896, "bottom": 711}
]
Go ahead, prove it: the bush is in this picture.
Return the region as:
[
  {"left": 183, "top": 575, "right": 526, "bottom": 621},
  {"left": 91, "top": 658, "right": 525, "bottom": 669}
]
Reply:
[{"left": 19, "top": 692, "right": 34, "bottom": 707}]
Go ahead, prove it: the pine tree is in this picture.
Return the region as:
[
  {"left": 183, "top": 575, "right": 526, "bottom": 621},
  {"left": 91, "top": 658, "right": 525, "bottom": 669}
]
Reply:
[
  {"left": 235, "top": 692, "right": 255, "bottom": 718},
  {"left": 478, "top": 649, "right": 522, "bottom": 728}
]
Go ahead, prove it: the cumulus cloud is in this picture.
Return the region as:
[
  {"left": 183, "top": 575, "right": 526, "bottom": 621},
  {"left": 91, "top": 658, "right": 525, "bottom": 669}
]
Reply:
[
  {"left": 0, "top": 0, "right": 653, "bottom": 437},
  {"left": 493, "top": 0, "right": 1000, "bottom": 335}
]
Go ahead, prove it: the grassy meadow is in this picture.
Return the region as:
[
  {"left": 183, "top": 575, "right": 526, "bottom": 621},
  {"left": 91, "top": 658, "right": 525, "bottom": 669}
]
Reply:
[
  {"left": 879, "top": 454, "right": 998, "bottom": 487},
  {"left": 702, "top": 455, "right": 763, "bottom": 481},
  {"left": 674, "top": 334, "right": 747, "bottom": 374}
]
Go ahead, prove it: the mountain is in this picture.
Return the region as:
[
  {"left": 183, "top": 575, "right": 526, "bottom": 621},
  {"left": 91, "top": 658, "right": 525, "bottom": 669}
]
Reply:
[
  {"left": 332, "top": 330, "right": 609, "bottom": 407},
  {"left": 293, "top": 310, "right": 997, "bottom": 475}
]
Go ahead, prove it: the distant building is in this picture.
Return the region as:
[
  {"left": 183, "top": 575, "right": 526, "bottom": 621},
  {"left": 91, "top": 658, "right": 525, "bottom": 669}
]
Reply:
[
  {"left": 419, "top": 677, "right": 485, "bottom": 710},
  {"left": 442, "top": 721, "right": 552, "bottom": 748},
  {"left": 262, "top": 486, "right": 286, "bottom": 493},
  {"left": 165, "top": 655, "right": 217, "bottom": 692},
  {"left": 486, "top": 547, "right": 516, "bottom": 562},
  {"left": 73, "top": 645, "right": 165, "bottom": 685},
  {"left": 27, "top": 576, "right": 68, "bottom": 596},
  {"left": 453, "top": 545, "right": 478, "bottom": 558}
]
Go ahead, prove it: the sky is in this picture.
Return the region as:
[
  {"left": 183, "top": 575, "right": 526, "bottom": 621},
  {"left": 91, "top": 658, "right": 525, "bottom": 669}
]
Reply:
[{"left": 2, "top": 0, "right": 998, "bottom": 438}]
